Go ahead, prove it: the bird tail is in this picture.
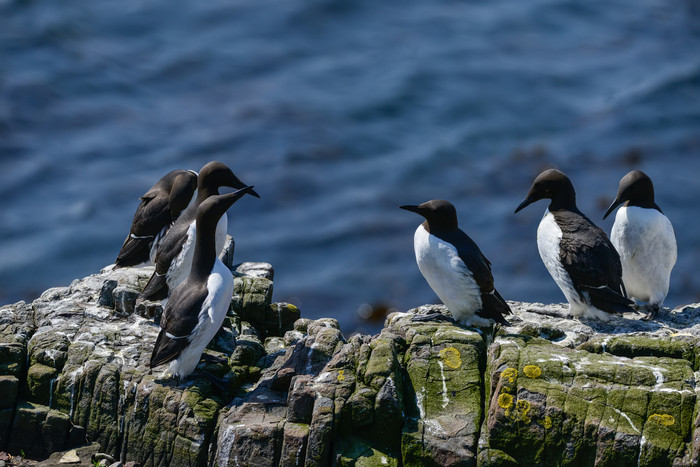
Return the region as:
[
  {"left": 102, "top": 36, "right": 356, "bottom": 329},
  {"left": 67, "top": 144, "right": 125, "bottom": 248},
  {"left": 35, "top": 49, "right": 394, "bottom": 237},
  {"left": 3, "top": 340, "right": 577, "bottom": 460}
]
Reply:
[
  {"left": 479, "top": 289, "right": 511, "bottom": 325},
  {"left": 150, "top": 329, "right": 186, "bottom": 369},
  {"left": 115, "top": 235, "right": 154, "bottom": 268},
  {"left": 139, "top": 271, "right": 169, "bottom": 301},
  {"left": 583, "top": 285, "right": 635, "bottom": 314}
]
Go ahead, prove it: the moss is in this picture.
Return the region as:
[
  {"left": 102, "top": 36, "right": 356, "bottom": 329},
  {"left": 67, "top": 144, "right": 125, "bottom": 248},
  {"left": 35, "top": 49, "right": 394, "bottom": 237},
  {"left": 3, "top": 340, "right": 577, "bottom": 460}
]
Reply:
[
  {"left": 477, "top": 448, "right": 519, "bottom": 466},
  {"left": 0, "top": 344, "right": 25, "bottom": 377},
  {"left": 364, "top": 339, "right": 399, "bottom": 389},
  {"left": 26, "top": 363, "right": 58, "bottom": 406},
  {"left": 578, "top": 336, "right": 698, "bottom": 369},
  {"left": 335, "top": 436, "right": 398, "bottom": 467}
]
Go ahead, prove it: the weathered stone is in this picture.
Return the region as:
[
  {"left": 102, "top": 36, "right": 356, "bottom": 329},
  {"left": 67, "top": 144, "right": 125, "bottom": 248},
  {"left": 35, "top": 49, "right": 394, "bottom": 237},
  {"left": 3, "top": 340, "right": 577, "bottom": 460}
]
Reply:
[
  {"left": 7, "top": 402, "right": 71, "bottom": 458},
  {"left": 133, "top": 300, "right": 163, "bottom": 323},
  {"left": 8, "top": 263, "right": 700, "bottom": 466},
  {"left": 98, "top": 280, "right": 118, "bottom": 308},
  {"left": 279, "top": 422, "right": 309, "bottom": 467},
  {"left": 26, "top": 363, "right": 59, "bottom": 406},
  {"left": 112, "top": 285, "right": 139, "bottom": 315},
  {"left": 305, "top": 396, "right": 334, "bottom": 466},
  {"left": 287, "top": 376, "right": 315, "bottom": 424},
  {"left": 231, "top": 276, "right": 273, "bottom": 329},
  {"left": 0, "top": 376, "right": 19, "bottom": 410},
  {"left": 233, "top": 261, "right": 273, "bottom": 280}
]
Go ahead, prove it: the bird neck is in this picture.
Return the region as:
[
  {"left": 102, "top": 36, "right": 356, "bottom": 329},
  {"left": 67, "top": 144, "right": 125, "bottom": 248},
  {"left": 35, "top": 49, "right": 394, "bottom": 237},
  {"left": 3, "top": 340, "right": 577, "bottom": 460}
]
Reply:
[
  {"left": 190, "top": 219, "right": 217, "bottom": 282},
  {"left": 548, "top": 188, "right": 578, "bottom": 213},
  {"left": 196, "top": 185, "right": 219, "bottom": 205}
]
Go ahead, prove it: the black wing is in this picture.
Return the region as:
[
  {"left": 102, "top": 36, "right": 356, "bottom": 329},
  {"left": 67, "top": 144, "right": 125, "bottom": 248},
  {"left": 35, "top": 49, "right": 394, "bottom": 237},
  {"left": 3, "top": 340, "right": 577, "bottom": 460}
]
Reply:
[
  {"left": 150, "top": 280, "right": 208, "bottom": 368},
  {"left": 138, "top": 208, "right": 197, "bottom": 300},
  {"left": 434, "top": 229, "right": 511, "bottom": 324},
  {"left": 115, "top": 191, "right": 171, "bottom": 267},
  {"left": 554, "top": 210, "right": 634, "bottom": 314}
]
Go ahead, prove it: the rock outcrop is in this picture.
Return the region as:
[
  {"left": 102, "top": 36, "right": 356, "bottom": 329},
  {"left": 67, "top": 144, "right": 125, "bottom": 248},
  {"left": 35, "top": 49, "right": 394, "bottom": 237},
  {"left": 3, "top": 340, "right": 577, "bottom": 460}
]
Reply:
[{"left": 2, "top": 251, "right": 700, "bottom": 466}]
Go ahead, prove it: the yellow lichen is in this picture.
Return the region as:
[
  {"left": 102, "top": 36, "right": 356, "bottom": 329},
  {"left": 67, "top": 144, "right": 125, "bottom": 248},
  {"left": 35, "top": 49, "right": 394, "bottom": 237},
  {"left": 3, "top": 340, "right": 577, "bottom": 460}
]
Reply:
[
  {"left": 523, "top": 365, "right": 542, "bottom": 379},
  {"left": 439, "top": 347, "right": 463, "bottom": 369},
  {"left": 648, "top": 413, "right": 674, "bottom": 427},
  {"left": 498, "top": 393, "right": 514, "bottom": 409},
  {"left": 501, "top": 367, "right": 518, "bottom": 383},
  {"left": 516, "top": 399, "right": 530, "bottom": 411},
  {"left": 337, "top": 369, "right": 345, "bottom": 382},
  {"left": 538, "top": 416, "right": 553, "bottom": 429}
]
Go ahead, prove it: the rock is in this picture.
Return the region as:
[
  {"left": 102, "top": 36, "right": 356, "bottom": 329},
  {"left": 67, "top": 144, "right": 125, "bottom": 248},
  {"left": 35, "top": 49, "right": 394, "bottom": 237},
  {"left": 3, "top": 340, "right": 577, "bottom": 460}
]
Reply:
[
  {"left": 7, "top": 263, "right": 700, "bottom": 466},
  {"left": 233, "top": 261, "right": 274, "bottom": 280},
  {"left": 59, "top": 448, "right": 81, "bottom": 463}
]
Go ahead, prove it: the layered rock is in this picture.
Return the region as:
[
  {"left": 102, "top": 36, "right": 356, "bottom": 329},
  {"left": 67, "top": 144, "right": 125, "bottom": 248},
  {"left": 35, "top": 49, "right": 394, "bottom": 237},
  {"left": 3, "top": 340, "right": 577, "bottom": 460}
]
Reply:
[{"left": 2, "top": 257, "right": 700, "bottom": 466}]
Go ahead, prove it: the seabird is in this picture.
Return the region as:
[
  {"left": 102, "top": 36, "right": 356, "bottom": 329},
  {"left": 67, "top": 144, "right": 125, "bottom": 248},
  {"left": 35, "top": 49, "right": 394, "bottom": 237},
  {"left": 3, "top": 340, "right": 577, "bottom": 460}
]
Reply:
[
  {"left": 400, "top": 199, "right": 511, "bottom": 326},
  {"left": 604, "top": 170, "right": 677, "bottom": 319},
  {"left": 139, "top": 161, "right": 259, "bottom": 301},
  {"left": 515, "top": 169, "right": 634, "bottom": 320},
  {"left": 115, "top": 169, "right": 197, "bottom": 268},
  {"left": 150, "top": 186, "right": 255, "bottom": 378}
]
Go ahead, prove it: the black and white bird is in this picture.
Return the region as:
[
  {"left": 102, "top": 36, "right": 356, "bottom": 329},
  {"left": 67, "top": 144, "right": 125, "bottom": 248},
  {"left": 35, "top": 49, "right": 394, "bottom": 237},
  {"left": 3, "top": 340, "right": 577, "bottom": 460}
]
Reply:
[
  {"left": 115, "top": 169, "right": 198, "bottom": 268},
  {"left": 150, "top": 186, "right": 255, "bottom": 378},
  {"left": 139, "top": 161, "right": 259, "bottom": 301},
  {"left": 400, "top": 200, "right": 511, "bottom": 326},
  {"left": 515, "top": 169, "right": 634, "bottom": 320},
  {"left": 603, "top": 170, "right": 677, "bottom": 318}
]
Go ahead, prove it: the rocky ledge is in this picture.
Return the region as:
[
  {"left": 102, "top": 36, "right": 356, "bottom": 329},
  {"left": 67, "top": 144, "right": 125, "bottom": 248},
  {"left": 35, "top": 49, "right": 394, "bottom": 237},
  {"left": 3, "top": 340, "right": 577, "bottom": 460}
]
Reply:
[{"left": 2, "top": 253, "right": 700, "bottom": 466}]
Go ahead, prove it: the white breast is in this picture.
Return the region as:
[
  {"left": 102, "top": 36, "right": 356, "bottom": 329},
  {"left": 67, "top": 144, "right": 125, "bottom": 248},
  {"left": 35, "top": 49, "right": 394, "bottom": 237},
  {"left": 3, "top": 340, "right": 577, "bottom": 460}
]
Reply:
[
  {"left": 166, "top": 213, "right": 228, "bottom": 292},
  {"left": 611, "top": 206, "right": 676, "bottom": 306},
  {"left": 413, "top": 225, "right": 483, "bottom": 325},
  {"left": 169, "top": 259, "right": 235, "bottom": 377},
  {"left": 537, "top": 211, "right": 610, "bottom": 319}
]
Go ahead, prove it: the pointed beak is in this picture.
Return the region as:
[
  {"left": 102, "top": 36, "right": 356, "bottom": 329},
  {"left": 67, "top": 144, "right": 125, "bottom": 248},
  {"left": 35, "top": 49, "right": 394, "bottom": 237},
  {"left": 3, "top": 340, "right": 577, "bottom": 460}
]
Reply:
[
  {"left": 225, "top": 173, "right": 260, "bottom": 198},
  {"left": 399, "top": 205, "right": 420, "bottom": 214},
  {"left": 225, "top": 185, "right": 256, "bottom": 205},
  {"left": 603, "top": 197, "right": 623, "bottom": 220},
  {"left": 514, "top": 197, "right": 534, "bottom": 214}
]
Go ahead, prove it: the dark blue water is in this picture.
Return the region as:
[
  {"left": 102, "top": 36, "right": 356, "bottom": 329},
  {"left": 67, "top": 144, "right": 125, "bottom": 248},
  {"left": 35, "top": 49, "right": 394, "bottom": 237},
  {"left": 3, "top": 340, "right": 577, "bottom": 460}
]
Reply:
[{"left": 2, "top": 0, "right": 700, "bottom": 334}]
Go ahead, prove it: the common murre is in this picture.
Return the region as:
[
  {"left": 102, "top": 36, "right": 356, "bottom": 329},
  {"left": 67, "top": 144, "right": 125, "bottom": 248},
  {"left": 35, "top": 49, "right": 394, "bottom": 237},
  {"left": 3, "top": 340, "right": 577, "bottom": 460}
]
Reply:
[
  {"left": 400, "top": 199, "right": 511, "bottom": 326},
  {"left": 139, "top": 161, "right": 259, "bottom": 302},
  {"left": 150, "top": 186, "right": 255, "bottom": 378},
  {"left": 604, "top": 170, "right": 677, "bottom": 319},
  {"left": 515, "top": 169, "right": 634, "bottom": 320}
]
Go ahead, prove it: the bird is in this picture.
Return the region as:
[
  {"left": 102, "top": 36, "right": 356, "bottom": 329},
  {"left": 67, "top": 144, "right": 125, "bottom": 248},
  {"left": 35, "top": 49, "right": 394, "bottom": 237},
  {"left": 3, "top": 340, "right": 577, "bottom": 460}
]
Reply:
[
  {"left": 115, "top": 169, "right": 198, "bottom": 268},
  {"left": 400, "top": 199, "right": 511, "bottom": 326},
  {"left": 603, "top": 170, "right": 676, "bottom": 319},
  {"left": 150, "top": 186, "right": 255, "bottom": 378},
  {"left": 514, "top": 169, "right": 634, "bottom": 320},
  {"left": 139, "top": 161, "right": 259, "bottom": 302}
]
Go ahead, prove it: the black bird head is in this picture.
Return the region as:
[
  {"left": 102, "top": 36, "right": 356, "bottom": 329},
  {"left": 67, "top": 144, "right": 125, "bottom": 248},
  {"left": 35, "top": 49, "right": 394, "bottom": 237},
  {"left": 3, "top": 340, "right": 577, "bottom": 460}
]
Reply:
[
  {"left": 400, "top": 199, "right": 458, "bottom": 233},
  {"left": 603, "top": 170, "right": 660, "bottom": 219},
  {"left": 515, "top": 169, "right": 577, "bottom": 213},
  {"left": 197, "top": 161, "right": 260, "bottom": 199},
  {"left": 168, "top": 171, "right": 198, "bottom": 218}
]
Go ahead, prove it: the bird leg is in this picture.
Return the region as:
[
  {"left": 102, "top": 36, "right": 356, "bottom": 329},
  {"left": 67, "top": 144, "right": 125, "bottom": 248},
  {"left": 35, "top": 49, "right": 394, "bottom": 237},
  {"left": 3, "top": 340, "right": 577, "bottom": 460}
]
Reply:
[{"left": 641, "top": 304, "right": 660, "bottom": 321}]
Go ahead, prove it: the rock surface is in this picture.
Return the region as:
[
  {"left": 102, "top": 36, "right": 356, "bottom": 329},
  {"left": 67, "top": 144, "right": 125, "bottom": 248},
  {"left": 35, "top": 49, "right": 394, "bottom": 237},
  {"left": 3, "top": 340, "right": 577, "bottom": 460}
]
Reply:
[{"left": 2, "top": 259, "right": 700, "bottom": 466}]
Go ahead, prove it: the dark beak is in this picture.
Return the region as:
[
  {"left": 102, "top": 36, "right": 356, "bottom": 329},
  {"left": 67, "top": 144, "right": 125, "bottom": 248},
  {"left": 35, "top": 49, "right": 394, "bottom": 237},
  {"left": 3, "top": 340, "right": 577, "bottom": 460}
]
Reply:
[
  {"left": 226, "top": 172, "right": 261, "bottom": 198},
  {"left": 399, "top": 205, "right": 420, "bottom": 214},
  {"left": 224, "top": 185, "right": 256, "bottom": 205},
  {"left": 247, "top": 187, "right": 260, "bottom": 198},
  {"left": 603, "top": 197, "right": 623, "bottom": 220},
  {"left": 514, "top": 197, "right": 534, "bottom": 214}
]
